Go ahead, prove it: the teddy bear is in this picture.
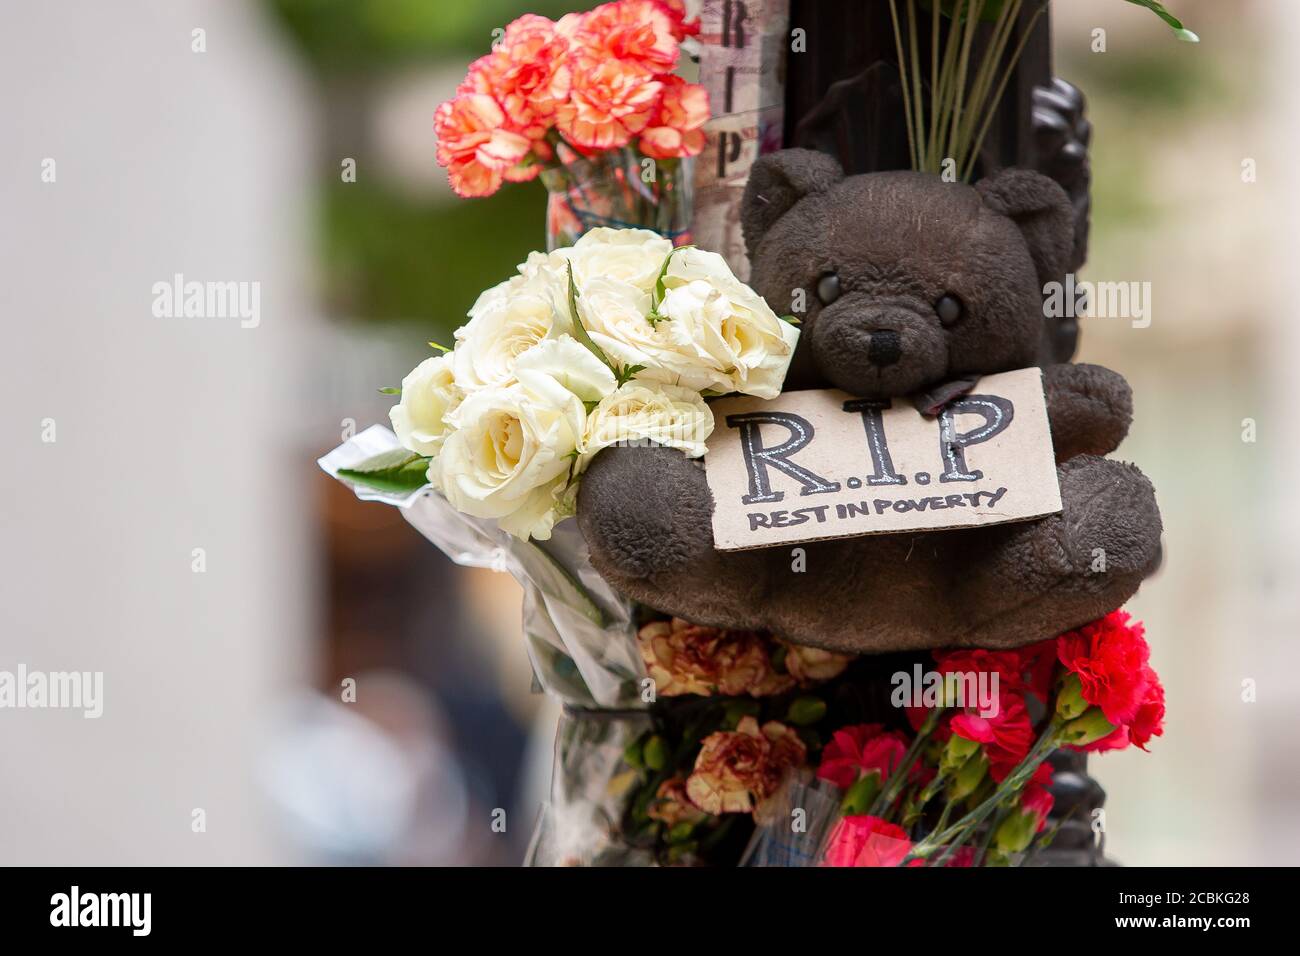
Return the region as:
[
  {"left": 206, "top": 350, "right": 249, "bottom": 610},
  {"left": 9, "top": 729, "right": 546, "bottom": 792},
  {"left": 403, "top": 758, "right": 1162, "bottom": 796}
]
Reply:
[{"left": 576, "top": 148, "right": 1162, "bottom": 656}]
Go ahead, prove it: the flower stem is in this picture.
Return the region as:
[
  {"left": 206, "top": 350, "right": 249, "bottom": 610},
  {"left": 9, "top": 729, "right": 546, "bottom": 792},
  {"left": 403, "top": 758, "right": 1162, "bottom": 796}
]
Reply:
[
  {"left": 869, "top": 707, "right": 946, "bottom": 821},
  {"left": 906, "top": 719, "right": 1062, "bottom": 862}
]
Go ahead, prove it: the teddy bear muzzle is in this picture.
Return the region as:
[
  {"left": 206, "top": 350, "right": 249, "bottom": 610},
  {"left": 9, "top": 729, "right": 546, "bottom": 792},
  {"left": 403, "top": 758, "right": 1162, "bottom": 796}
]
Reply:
[{"left": 809, "top": 299, "right": 948, "bottom": 399}]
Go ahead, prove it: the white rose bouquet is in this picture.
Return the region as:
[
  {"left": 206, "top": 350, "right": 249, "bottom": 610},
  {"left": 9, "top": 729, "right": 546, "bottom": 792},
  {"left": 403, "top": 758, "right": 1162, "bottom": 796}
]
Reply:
[{"left": 339, "top": 228, "right": 800, "bottom": 541}]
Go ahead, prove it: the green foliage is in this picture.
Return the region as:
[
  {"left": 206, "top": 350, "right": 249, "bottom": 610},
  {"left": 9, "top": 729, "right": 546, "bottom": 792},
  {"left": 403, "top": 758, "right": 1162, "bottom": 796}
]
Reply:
[
  {"left": 337, "top": 448, "right": 431, "bottom": 493},
  {"left": 320, "top": 181, "right": 545, "bottom": 339},
  {"left": 265, "top": 0, "right": 588, "bottom": 69}
]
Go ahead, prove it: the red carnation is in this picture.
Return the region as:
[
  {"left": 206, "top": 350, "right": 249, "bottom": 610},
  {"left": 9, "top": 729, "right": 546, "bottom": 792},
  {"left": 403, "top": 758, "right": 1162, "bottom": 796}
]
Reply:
[
  {"left": 816, "top": 723, "right": 908, "bottom": 790},
  {"left": 933, "top": 646, "right": 1033, "bottom": 693},
  {"left": 950, "top": 693, "right": 1034, "bottom": 782},
  {"left": 1057, "top": 610, "right": 1152, "bottom": 727},
  {"left": 1129, "top": 665, "right": 1166, "bottom": 751},
  {"left": 822, "top": 815, "right": 914, "bottom": 868}
]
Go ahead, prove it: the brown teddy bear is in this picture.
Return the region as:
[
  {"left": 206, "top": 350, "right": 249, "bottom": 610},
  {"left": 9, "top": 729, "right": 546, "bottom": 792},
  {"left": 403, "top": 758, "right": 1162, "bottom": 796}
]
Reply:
[{"left": 577, "top": 149, "right": 1162, "bottom": 655}]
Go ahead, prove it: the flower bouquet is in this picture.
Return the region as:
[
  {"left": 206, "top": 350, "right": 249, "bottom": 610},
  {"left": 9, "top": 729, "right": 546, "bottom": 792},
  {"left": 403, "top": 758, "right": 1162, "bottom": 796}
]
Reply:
[
  {"left": 321, "top": 226, "right": 799, "bottom": 863},
  {"left": 435, "top": 1, "right": 707, "bottom": 248},
  {"left": 617, "top": 611, "right": 1164, "bottom": 866}
]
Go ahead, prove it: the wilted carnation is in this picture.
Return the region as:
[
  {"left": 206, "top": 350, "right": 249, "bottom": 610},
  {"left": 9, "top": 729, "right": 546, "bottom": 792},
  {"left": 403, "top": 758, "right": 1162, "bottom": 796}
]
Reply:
[
  {"left": 779, "top": 639, "right": 852, "bottom": 684},
  {"left": 637, "top": 618, "right": 793, "bottom": 698},
  {"left": 647, "top": 777, "right": 707, "bottom": 827},
  {"left": 685, "top": 717, "right": 807, "bottom": 816}
]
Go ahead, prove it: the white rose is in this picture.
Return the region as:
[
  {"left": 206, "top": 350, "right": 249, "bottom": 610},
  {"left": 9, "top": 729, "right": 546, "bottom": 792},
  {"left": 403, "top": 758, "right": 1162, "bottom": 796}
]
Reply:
[
  {"left": 660, "top": 247, "right": 800, "bottom": 399},
  {"left": 580, "top": 382, "right": 715, "bottom": 469},
  {"left": 555, "top": 227, "right": 673, "bottom": 292},
  {"left": 434, "top": 355, "right": 590, "bottom": 541},
  {"left": 388, "top": 353, "right": 460, "bottom": 456},
  {"left": 453, "top": 283, "right": 570, "bottom": 392},
  {"left": 515, "top": 334, "right": 616, "bottom": 406}
]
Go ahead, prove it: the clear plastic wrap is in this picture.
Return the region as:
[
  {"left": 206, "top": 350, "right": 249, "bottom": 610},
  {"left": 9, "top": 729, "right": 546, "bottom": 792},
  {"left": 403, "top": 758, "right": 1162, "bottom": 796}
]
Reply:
[{"left": 320, "top": 425, "right": 653, "bottom": 864}]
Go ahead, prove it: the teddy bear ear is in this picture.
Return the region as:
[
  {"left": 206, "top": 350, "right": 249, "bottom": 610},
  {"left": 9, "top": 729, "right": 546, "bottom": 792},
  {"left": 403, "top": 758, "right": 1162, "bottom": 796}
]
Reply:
[
  {"left": 975, "top": 168, "right": 1075, "bottom": 286},
  {"left": 741, "top": 149, "right": 845, "bottom": 258}
]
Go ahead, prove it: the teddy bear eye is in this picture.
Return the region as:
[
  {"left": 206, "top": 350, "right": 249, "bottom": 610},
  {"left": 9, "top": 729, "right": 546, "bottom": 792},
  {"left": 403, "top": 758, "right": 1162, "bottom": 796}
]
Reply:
[
  {"left": 816, "top": 273, "right": 841, "bottom": 305},
  {"left": 935, "top": 293, "right": 964, "bottom": 326}
]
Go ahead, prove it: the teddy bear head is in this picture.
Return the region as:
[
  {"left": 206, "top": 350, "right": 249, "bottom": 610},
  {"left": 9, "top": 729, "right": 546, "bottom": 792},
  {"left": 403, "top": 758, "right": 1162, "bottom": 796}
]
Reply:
[{"left": 740, "top": 149, "right": 1076, "bottom": 400}]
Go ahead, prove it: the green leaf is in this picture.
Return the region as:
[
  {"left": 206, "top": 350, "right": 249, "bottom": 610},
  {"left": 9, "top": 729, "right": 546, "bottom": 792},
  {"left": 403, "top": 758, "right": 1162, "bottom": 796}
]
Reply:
[
  {"left": 778, "top": 313, "right": 801, "bottom": 326},
  {"left": 337, "top": 448, "right": 431, "bottom": 494},
  {"left": 567, "top": 262, "right": 645, "bottom": 388},
  {"left": 377, "top": 386, "right": 401, "bottom": 395},
  {"left": 613, "top": 364, "right": 645, "bottom": 388},
  {"left": 1124, "top": 0, "right": 1199, "bottom": 41},
  {"left": 643, "top": 735, "right": 669, "bottom": 772},
  {"left": 566, "top": 262, "right": 612, "bottom": 368},
  {"left": 427, "top": 340, "right": 451, "bottom": 353},
  {"left": 651, "top": 244, "right": 693, "bottom": 311}
]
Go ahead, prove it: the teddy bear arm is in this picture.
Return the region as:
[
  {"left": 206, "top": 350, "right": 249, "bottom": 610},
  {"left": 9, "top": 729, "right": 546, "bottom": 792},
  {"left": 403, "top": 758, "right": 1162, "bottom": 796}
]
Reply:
[
  {"left": 1042, "top": 362, "right": 1133, "bottom": 462},
  {"left": 576, "top": 444, "right": 775, "bottom": 630},
  {"left": 577, "top": 444, "right": 715, "bottom": 579}
]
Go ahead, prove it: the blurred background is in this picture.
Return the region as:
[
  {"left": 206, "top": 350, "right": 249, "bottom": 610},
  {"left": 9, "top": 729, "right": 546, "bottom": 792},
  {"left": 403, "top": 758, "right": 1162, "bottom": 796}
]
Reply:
[{"left": 1, "top": 0, "right": 1296, "bottom": 865}]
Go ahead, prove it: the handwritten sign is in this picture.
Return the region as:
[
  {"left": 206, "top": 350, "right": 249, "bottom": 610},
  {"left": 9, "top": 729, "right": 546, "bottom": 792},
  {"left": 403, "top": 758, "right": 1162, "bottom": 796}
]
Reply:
[{"left": 704, "top": 368, "right": 1061, "bottom": 550}]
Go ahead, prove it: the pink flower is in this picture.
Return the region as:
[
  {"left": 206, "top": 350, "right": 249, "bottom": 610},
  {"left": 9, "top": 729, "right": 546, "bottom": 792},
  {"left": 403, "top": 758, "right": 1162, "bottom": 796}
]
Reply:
[
  {"left": 640, "top": 76, "right": 709, "bottom": 159},
  {"left": 822, "top": 815, "right": 914, "bottom": 868},
  {"left": 433, "top": 93, "right": 530, "bottom": 197},
  {"left": 816, "top": 724, "right": 908, "bottom": 790}
]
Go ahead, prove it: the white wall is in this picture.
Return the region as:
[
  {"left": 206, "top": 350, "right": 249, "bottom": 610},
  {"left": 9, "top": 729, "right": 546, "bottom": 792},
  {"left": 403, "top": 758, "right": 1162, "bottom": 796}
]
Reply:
[{"left": 0, "top": 0, "right": 315, "bottom": 864}]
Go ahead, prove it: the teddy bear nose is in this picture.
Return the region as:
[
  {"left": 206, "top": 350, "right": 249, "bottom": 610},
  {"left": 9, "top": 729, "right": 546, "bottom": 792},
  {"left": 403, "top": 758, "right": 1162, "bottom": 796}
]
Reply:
[{"left": 867, "top": 330, "right": 903, "bottom": 367}]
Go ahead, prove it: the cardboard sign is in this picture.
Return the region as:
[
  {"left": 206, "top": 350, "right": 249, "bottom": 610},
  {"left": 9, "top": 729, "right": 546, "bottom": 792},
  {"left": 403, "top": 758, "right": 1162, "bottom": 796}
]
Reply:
[{"left": 704, "top": 368, "right": 1061, "bottom": 550}]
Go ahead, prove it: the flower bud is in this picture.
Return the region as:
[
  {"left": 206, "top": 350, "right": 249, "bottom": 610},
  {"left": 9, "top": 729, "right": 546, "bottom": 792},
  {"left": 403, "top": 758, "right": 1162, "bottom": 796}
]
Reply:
[
  {"left": 940, "top": 733, "right": 981, "bottom": 772},
  {"left": 785, "top": 696, "right": 827, "bottom": 727},
  {"left": 1055, "top": 673, "right": 1090, "bottom": 721},
  {"left": 1061, "top": 708, "right": 1118, "bottom": 747},
  {"left": 948, "top": 750, "right": 989, "bottom": 801},
  {"left": 840, "top": 772, "right": 882, "bottom": 815},
  {"left": 994, "top": 809, "right": 1038, "bottom": 855}
]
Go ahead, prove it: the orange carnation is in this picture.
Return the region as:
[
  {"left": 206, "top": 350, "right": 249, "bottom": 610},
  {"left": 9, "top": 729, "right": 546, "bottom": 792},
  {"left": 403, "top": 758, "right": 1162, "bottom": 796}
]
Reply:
[
  {"left": 433, "top": 93, "right": 531, "bottom": 197},
  {"left": 459, "top": 15, "right": 571, "bottom": 143},
  {"left": 556, "top": 58, "right": 661, "bottom": 152},
  {"left": 570, "top": 0, "right": 681, "bottom": 75},
  {"left": 639, "top": 75, "right": 709, "bottom": 159}
]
